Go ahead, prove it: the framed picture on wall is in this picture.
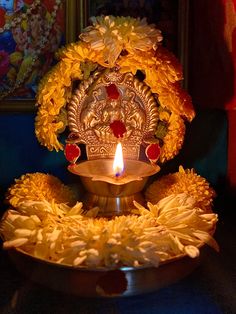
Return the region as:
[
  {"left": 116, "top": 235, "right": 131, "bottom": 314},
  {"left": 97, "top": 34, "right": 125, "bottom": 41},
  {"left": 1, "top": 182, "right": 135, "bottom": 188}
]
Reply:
[
  {"left": 0, "top": 0, "right": 78, "bottom": 111},
  {"left": 78, "top": 0, "right": 190, "bottom": 88}
]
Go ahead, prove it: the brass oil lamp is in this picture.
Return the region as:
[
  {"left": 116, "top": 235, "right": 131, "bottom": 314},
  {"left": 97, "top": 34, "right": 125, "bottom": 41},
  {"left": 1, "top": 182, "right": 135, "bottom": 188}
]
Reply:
[{"left": 65, "top": 68, "right": 161, "bottom": 217}]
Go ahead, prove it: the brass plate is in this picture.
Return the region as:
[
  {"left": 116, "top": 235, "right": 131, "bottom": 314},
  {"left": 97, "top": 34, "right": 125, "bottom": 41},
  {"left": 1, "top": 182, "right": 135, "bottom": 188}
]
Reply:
[{"left": 8, "top": 248, "right": 201, "bottom": 298}]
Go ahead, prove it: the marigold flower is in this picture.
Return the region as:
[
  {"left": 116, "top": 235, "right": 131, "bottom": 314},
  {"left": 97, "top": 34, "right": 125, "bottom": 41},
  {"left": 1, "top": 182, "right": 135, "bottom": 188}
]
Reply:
[
  {"left": 159, "top": 113, "right": 186, "bottom": 162},
  {"left": 145, "top": 166, "right": 216, "bottom": 211},
  {"left": 6, "top": 173, "right": 76, "bottom": 207}
]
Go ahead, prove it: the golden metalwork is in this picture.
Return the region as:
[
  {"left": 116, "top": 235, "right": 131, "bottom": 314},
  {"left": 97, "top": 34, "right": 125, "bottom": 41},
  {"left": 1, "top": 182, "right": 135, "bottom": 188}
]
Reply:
[
  {"left": 67, "top": 67, "right": 160, "bottom": 215},
  {"left": 68, "top": 159, "right": 160, "bottom": 216},
  {"left": 8, "top": 247, "right": 201, "bottom": 297},
  {"left": 68, "top": 68, "right": 159, "bottom": 160}
]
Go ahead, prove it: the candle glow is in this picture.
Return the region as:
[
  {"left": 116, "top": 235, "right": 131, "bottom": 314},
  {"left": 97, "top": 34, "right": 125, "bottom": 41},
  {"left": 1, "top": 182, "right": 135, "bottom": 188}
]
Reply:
[{"left": 113, "top": 142, "right": 124, "bottom": 177}]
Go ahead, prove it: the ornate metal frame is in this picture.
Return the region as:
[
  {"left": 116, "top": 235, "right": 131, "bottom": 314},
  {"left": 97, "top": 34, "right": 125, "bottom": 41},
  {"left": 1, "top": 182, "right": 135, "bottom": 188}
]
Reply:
[{"left": 68, "top": 68, "right": 159, "bottom": 160}]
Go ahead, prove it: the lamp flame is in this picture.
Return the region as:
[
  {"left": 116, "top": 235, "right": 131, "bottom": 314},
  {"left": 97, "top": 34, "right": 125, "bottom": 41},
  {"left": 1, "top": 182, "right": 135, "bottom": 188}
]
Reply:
[{"left": 113, "top": 142, "right": 124, "bottom": 177}]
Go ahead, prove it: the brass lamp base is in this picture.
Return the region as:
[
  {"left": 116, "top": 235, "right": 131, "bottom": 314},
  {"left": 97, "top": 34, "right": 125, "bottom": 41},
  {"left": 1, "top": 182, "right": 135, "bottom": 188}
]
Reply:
[
  {"left": 68, "top": 159, "right": 159, "bottom": 217},
  {"left": 83, "top": 192, "right": 145, "bottom": 217},
  {"left": 79, "top": 176, "right": 148, "bottom": 217},
  {"left": 8, "top": 248, "right": 202, "bottom": 298}
]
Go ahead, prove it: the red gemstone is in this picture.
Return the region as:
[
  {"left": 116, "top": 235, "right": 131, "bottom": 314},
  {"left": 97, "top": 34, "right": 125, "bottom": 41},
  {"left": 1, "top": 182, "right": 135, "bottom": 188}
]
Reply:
[
  {"left": 145, "top": 143, "right": 161, "bottom": 162},
  {"left": 65, "top": 144, "right": 81, "bottom": 163},
  {"left": 110, "top": 120, "right": 126, "bottom": 138},
  {"left": 106, "top": 84, "right": 120, "bottom": 99}
]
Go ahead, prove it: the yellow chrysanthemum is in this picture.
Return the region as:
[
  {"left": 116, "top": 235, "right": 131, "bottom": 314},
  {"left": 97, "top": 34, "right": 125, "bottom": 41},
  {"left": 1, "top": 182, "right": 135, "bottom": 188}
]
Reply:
[
  {"left": 117, "top": 49, "right": 157, "bottom": 75},
  {"left": 154, "top": 46, "right": 183, "bottom": 83},
  {"left": 80, "top": 15, "right": 162, "bottom": 67},
  {"left": 6, "top": 173, "right": 76, "bottom": 207},
  {"left": 159, "top": 113, "right": 186, "bottom": 162},
  {"left": 1, "top": 194, "right": 218, "bottom": 267},
  {"left": 157, "top": 83, "right": 195, "bottom": 121},
  {"left": 145, "top": 166, "right": 216, "bottom": 210}
]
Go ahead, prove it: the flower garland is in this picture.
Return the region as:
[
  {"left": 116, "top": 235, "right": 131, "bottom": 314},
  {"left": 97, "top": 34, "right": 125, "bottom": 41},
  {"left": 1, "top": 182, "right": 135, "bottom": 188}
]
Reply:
[
  {"left": 35, "top": 15, "right": 195, "bottom": 163},
  {"left": 0, "top": 169, "right": 218, "bottom": 268}
]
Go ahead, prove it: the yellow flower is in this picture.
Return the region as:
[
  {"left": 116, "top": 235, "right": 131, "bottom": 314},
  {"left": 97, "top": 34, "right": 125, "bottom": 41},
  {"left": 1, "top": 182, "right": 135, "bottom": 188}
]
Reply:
[
  {"left": 1, "top": 193, "right": 218, "bottom": 267},
  {"left": 117, "top": 49, "right": 156, "bottom": 74},
  {"left": 57, "top": 41, "right": 96, "bottom": 62},
  {"left": 35, "top": 109, "right": 64, "bottom": 151},
  {"left": 145, "top": 166, "right": 216, "bottom": 211},
  {"left": 6, "top": 173, "right": 76, "bottom": 207},
  {"left": 159, "top": 113, "right": 186, "bottom": 162},
  {"left": 154, "top": 46, "right": 183, "bottom": 83},
  {"left": 35, "top": 58, "right": 81, "bottom": 151},
  {"left": 80, "top": 15, "right": 162, "bottom": 67},
  {"left": 157, "top": 84, "right": 195, "bottom": 121}
]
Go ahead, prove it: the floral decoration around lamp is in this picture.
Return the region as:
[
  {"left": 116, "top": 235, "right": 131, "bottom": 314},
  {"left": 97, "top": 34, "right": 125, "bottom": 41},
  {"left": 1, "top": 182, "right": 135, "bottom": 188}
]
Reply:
[{"left": 0, "top": 16, "right": 218, "bottom": 297}]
